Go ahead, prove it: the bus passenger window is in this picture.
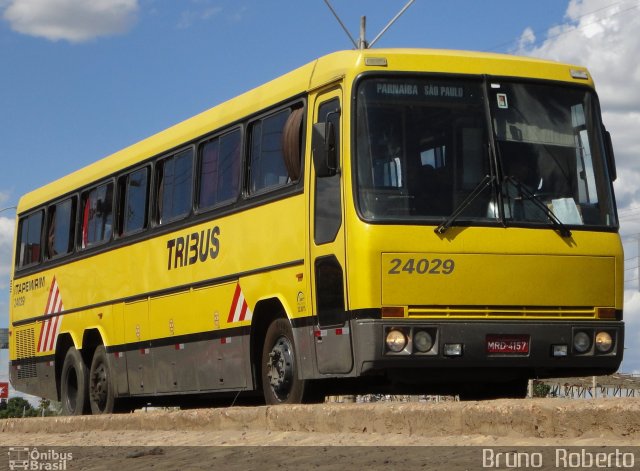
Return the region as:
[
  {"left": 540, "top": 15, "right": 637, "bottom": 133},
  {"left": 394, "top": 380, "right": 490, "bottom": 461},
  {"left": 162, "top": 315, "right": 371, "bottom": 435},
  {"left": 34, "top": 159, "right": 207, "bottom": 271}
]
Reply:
[
  {"left": 46, "top": 198, "right": 76, "bottom": 259},
  {"left": 248, "top": 108, "right": 292, "bottom": 194},
  {"left": 80, "top": 182, "right": 114, "bottom": 248},
  {"left": 198, "top": 129, "right": 240, "bottom": 210},
  {"left": 16, "top": 210, "right": 43, "bottom": 268},
  {"left": 156, "top": 149, "right": 193, "bottom": 224},
  {"left": 118, "top": 167, "right": 149, "bottom": 236}
]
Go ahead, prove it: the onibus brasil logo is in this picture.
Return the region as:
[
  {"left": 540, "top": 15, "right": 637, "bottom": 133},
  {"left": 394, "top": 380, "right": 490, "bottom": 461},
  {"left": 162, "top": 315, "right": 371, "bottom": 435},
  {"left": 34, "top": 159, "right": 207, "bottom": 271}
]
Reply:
[{"left": 7, "top": 447, "right": 73, "bottom": 470}]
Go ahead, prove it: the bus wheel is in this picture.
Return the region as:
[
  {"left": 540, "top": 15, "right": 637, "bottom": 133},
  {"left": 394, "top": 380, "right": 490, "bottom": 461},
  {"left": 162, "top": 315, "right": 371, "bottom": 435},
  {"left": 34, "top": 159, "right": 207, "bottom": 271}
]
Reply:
[
  {"left": 262, "top": 318, "right": 305, "bottom": 404},
  {"left": 60, "top": 347, "right": 89, "bottom": 415},
  {"left": 89, "top": 346, "right": 116, "bottom": 414}
]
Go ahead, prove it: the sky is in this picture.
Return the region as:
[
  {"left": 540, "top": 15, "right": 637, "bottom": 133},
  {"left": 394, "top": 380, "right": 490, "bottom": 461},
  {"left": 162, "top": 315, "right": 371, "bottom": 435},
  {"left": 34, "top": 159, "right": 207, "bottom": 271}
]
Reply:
[{"left": 1, "top": 0, "right": 639, "bottom": 400}]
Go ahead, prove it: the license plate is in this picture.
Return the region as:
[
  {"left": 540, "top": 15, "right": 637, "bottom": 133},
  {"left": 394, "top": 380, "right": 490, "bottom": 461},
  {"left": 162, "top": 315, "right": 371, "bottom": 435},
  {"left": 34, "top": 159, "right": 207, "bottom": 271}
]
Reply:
[{"left": 486, "top": 335, "right": 530, "bottom": 354}]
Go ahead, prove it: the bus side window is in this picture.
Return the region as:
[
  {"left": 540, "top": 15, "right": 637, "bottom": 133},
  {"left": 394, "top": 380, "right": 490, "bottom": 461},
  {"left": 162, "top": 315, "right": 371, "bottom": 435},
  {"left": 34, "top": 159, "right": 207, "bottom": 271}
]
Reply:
[
  {"left": 80, "top": 182, "right": 114, "bottom": 249},
  {"left": 248, "top": 104, "right": 303, "bottom": 195},
  {"left": 155, "top": 149, "right": 193, "bottom": 224},
  {"left": 198, "top": 129, "right": 241, "bottom": 210},
  {"left": 46, "top": 198, "right": 76, "bottom": 259},
  {"left": 16, "top": 210, "right": 43, "bottom": 268},
  {"left": 117, "top": 167, "right": 149, "bottom": 236}
]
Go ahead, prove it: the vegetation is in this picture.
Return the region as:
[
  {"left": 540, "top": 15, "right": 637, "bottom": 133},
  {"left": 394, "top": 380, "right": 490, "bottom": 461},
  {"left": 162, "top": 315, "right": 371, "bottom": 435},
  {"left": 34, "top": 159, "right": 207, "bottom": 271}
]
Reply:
[
  {"left": 532, "top": 381, "right": 552, "bottom": 398},
  {"left": 0, "top": 397, "right": 61, "bottom": 418}
]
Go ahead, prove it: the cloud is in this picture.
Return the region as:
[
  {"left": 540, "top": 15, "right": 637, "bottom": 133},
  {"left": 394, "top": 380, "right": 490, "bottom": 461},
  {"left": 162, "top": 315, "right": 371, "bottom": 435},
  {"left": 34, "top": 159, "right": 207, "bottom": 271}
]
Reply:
[
  {"left": 0, "top": 216, "right": 15, "bottom": 290},
  {"left": 623, "top": 290, "right": 640, "bottom": 372},
  {"left": 515, "top": 0, "right": 640, "bottom": 175},
  {"left": 2, "top": 0, "right": 139, "bottom": 43},
  {"left": 0, "top": 191, "right": 11, "bottom": 207},
  {"left": 515, "top": 0, "right": 640, "bottom": 218},
  {"left": 517, "top": 0, "right": 640, "bottom": 373},
  {"left": 177, "top": 0, "right": 222, "bottom": 29},
  {"left": 517, "top": 27, "right": 536, "bottom": 51}
]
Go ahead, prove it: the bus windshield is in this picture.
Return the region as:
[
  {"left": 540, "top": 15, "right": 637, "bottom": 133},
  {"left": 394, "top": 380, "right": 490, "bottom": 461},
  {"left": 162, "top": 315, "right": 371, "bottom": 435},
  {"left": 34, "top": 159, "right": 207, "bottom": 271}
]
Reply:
[{"left": 354, "top": 77, "right": 617, "bottom": 229}]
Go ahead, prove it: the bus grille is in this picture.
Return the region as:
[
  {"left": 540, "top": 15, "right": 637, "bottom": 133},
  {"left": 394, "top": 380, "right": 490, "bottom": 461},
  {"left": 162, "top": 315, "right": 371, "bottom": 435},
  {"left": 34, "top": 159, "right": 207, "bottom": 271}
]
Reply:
[
  {"left": 408, "top": 306, "right": 597, "bottom": 319},
  {"left": 15, "top": 328, "right": 37, "bottom": 379}
]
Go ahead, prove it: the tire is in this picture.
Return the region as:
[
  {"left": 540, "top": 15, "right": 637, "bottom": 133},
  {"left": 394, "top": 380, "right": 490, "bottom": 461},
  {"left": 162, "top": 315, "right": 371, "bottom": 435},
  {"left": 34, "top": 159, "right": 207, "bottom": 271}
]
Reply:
[
  {"left": 60, "top": 347, "right": 89, "bottom": 415},
  {"left": 261, "top": 318, "right": 307, "bottom": 404},
  {"left": 89, "top": 346, "right": 116, "bottom": 414}
]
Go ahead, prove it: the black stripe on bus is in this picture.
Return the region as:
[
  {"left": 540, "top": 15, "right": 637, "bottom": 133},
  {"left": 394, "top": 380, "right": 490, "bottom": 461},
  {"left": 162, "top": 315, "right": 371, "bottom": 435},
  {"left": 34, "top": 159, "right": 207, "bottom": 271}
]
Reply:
[
  {"left": 9, "top": 326, "right": 251, "bottom": 365},
  {"left": 10, "top": 354, "right": 56, "bottom": 366},
  {"left": 105, "top": 325, "right": 252, "bottom": 354},
  {"left": 11, "top": 309, "right": 383, "bottom": 365},
  {"left": 11, "top": 258, "right": 304, "bottom": 327}
]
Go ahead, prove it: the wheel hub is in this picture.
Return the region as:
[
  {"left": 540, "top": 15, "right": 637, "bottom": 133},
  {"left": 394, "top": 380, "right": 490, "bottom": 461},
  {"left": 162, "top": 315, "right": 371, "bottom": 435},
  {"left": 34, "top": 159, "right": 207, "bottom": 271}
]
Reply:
[
  {"left": 266, "top": 336, "right": 294, "bottom": 399},
  {"left": 90, "top": 363, "right": 108, "bottom": 409}
]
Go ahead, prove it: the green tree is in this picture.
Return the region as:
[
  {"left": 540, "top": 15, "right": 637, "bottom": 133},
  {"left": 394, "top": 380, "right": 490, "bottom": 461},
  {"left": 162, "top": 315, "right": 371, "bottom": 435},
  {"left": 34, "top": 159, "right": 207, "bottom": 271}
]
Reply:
[
  {"left": 0, "top": 397, "right": 37, "bottom": 418},
  {"left": 35, "top": 398, "right": 62, "bottom": 417}
]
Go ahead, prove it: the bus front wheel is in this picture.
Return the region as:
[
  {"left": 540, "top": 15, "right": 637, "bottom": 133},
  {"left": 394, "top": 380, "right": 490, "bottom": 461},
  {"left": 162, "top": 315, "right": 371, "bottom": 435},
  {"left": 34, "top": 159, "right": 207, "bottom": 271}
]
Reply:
[
  {"left": 60, "top": 347, "right": 89, "bottom": 415},
  {"left": 89, "top": 346, "right": 116, "bottom": 414},
  {"left": 261, "top": 318, "right": 306, "bottom": 404}
]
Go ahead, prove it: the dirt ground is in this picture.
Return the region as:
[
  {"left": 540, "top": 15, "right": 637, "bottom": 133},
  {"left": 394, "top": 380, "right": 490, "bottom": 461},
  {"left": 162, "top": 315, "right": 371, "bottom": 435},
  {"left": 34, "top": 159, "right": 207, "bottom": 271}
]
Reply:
[{"left": 1, "top": 398, "right": 639, "bottom": 470}]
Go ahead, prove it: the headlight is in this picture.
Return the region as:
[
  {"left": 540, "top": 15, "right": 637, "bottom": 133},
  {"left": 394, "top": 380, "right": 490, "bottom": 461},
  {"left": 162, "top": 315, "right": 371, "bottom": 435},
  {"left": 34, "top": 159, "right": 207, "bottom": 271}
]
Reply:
[
  {"left": 413, "top": 330, "right": 433, "bottom": 353},
  {"left": 595, "top": 331, "right": 613, "bottom": 353},
  {"left": 573, "top": 331, "right": 591, "bottom": 353},
  {"left": 385, "top": 329, "right": 406, "bottom": 352}
]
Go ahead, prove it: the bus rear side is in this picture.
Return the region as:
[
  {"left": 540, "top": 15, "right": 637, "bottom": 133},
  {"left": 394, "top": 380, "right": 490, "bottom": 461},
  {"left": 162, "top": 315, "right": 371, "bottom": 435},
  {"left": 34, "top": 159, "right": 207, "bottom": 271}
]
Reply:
[{"left": 339, "top": 56, "right": 622, "bottom": 398}]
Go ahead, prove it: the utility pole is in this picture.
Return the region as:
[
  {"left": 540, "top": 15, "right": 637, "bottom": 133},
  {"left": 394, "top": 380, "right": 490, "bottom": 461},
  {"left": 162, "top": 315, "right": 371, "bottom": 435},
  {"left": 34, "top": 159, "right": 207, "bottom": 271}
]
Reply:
[{"left": 323, "top": 0, "right": 415, "bottom": 50}]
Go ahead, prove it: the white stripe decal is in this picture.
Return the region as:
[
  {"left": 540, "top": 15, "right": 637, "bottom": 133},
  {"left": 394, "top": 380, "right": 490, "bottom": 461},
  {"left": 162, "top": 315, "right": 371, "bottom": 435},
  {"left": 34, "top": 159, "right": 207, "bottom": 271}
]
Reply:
[
  {"left": 37, "top": 277, "right": 65, "bottom": 353},
  {"left": 227, "top": 284, "right": 253, "bottom": 324}
]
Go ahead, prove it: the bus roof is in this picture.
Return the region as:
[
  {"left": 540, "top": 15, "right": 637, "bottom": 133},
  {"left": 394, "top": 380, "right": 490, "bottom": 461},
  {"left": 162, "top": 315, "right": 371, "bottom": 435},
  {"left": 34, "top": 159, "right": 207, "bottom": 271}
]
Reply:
[{"left": 17, "top": 48, "right": 592, "bottom": 213}]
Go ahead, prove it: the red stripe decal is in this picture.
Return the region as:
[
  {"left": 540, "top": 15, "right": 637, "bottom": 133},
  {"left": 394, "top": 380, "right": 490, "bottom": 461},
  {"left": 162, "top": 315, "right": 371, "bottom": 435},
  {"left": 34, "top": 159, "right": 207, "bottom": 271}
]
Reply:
[
  {"left": 227, "top": 284, "right": 242, "bottom": 323},
  {"left": 37, "top": 321, "right": 48, "bottom": 352},
  {"left": 239, "top": 301, "right": 248, "bottom": 322}
]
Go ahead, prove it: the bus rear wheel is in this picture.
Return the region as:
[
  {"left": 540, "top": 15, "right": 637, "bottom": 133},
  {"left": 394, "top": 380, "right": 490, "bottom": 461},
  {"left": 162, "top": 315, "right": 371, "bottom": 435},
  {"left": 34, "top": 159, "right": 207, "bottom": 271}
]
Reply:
[
  {"left": 89, "top": 346, "right": 116, "bottom": 414},
  {"left": 60, "top": 347, "right": 89, "bottom": 415},
  {"left": 261, "top": 318, "right": 306, "bottom": 404}
]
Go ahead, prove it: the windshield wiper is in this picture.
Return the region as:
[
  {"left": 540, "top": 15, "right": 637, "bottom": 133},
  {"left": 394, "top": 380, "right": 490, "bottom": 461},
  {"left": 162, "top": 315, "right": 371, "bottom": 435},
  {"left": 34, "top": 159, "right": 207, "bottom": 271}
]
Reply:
[
  {"left": 435, "top": 174, "right": 495, "bottom": 235},
  {"left": 503, "top": 176, "right": 572, "bottom": 238}
]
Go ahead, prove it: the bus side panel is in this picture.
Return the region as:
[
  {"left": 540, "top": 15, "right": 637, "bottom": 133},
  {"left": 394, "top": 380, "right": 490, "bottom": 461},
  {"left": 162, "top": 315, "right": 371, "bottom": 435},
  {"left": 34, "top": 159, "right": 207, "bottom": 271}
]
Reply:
[
  {"left": 192, "top": 283, "right": 253, "bottom": 391},
  {"left": 110, "top": 303, "right": 130, "bottom": 396},
  {"left": 9, "top": 325, "right": 57, "bottom": 400},
  {"left": 123, "top": 299, "right": 153, "bottom": 396},
  {"left": 147, "top": 282, "right": 251, "bottom": 393}
]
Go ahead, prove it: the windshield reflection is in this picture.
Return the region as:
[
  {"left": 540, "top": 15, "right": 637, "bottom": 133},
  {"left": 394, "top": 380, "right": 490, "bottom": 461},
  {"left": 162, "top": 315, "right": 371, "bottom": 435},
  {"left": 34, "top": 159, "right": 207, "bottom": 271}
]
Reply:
[{"left": 354, "top": 77, "right": 616, "bottom": 229}]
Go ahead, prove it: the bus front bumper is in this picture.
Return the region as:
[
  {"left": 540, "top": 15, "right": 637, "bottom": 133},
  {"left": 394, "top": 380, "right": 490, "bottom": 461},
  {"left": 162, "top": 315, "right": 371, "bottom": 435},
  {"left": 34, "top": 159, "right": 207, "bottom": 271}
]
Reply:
[{"left": 352, "top": 319, "right": 624, "bottom": 380}]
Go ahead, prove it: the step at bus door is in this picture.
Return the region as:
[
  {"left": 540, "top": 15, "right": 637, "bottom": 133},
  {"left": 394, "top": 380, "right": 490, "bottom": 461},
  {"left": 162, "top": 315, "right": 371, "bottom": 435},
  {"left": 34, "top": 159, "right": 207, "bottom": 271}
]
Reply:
[{"left": 309, "top": 90, "right": 353, "bottom": 375}]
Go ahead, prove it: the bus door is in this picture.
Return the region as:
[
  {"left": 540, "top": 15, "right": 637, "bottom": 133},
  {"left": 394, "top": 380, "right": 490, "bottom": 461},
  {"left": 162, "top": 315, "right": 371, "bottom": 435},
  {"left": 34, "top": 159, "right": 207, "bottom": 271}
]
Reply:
[{"left": 309, "top": 90, "right": 353, "bottom": 375}]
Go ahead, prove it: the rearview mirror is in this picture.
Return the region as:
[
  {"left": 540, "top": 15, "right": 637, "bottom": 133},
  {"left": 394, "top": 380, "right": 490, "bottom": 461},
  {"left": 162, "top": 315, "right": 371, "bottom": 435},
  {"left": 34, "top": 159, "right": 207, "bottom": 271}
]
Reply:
[
  {"left": 312, "top": 122, "right": 338, "bottom": 178},
  {"left": 604, "top": 129, "right": 617, "bottom": 182}
]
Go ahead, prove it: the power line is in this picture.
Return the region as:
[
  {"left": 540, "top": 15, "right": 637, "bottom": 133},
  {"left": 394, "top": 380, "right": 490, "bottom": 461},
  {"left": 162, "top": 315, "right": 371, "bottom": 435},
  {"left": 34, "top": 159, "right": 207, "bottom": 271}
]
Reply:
[
  {"left": 536, "top": 2, "right": 639, "bottom": 47},
  {"left": 621, "top": 234, "right": 640, "bottom": 242},
  {"left": 485, "top": 0, "right": 639, "bottom": 52},
  {"left": 618, "top": 206, "right": 640, "bottom": 215},
  {"left": 619, "top": 210, "right": 640, "bottom": 218}
]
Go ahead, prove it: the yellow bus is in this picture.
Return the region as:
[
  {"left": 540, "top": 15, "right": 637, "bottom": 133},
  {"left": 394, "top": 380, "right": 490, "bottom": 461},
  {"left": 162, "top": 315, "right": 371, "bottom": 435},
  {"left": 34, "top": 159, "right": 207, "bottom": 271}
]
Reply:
[{"left": 9, "top": 49, "right": 623, "bottom": 413}]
